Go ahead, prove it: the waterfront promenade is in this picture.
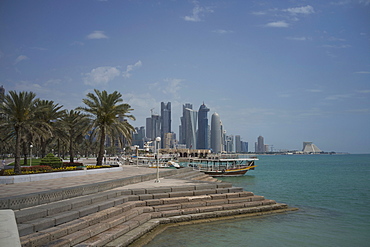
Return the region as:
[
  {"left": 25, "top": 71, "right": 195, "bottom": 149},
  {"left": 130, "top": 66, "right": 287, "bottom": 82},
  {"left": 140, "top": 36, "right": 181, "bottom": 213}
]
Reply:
[{"left": 0, "top": 164, "right": 293, "bottom": 246}]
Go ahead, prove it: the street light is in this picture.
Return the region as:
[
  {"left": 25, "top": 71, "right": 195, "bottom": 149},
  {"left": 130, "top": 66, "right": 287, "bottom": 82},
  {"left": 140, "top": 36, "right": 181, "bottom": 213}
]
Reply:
[
  {"left": 155, "top": 137, "right": 161, "bottom": 183},
  {"left": 135, "top": 145, "right": 139, "bottom": 168},
  {"left": 30, "top": 144, "right": 33, "bottom": 167}
]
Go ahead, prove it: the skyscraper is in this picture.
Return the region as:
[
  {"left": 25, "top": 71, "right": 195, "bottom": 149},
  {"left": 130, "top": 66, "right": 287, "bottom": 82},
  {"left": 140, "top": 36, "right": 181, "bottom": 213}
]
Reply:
[
  {"left": 235, "top": 135, "right": 241, "bottom": 153},
  {"left": 184, "top": 107, "right": 197, "bottom": 149},
  {"left": 146, "top": 114, "right": 160, "bottom": 140},
  {"left": 179, "top": 103, "right": 192, "bottom": 145},
  {"left": 197, "top": 103, "right": 210, "bottom": 149},
  {"left": 160, "top": 102, "right": 171, "bottom": 148},
  {"left": 210, "top": 112, "right": 222, "bottom": 153},
  {"left": 257, "top": 135, "right": 265, "bottom": 153}
]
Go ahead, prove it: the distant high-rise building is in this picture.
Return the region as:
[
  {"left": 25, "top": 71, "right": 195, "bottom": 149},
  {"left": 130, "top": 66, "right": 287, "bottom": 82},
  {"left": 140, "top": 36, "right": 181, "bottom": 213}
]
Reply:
[
  {"left": 257, "top": 136, "right": 265, "bottom": 153},
  {"left": 184, "top": 107, "right": 197, "bottom": 149},
  {"left": 197, "top": 103, "right": 210, "bottom": 149},
  {"left": 179, "top": 103, "right": 193, "bottom": 145},
  {"left": 242, "top": 141, "right": 248, "bottom": 152},
  {"left": 235, "top": 135, "right": 241, "bottom": 153},
  {"left": 160, "top": 102, "right": 171, "bottom": 148},
  {"left": 146, "top": 114, "right": 160, "bottom": 140},
  {"left": 164, "top": 132, "right": 176, "bottom": 149},
  {"left": 210, "top": 112, "right": 222, "bottom": 153},
  {"left": 225, "top": 135, "right": 234, "bottom": 153},
  {"left": 132, "top": 126, "right": 145, "bottom": 148}
]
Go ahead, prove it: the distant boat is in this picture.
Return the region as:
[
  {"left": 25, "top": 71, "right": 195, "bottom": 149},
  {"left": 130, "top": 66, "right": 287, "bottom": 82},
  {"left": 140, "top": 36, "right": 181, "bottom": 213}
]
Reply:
[{"left": 185, "top": 157, "right": 258, "bottom": 177}]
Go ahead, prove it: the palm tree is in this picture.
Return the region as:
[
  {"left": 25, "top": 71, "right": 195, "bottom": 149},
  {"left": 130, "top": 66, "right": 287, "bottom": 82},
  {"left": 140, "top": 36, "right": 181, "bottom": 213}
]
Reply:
[
  {"left": 0, "top": 91, "right": 47, "bottom": 174},
  {"left": 34, "top": 100, "right": 64, "bottom": 158},
  {"left": 78, "top": 89, "right": 135, "bottom": 165},
  {"left": 59, "top": 109, "right": 91, "bottom": 163}
]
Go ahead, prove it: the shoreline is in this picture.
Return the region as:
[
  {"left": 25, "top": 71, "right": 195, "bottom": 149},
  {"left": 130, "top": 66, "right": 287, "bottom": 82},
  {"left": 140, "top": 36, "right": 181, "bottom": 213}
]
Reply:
[{"left": 130, "top": 207, "right": 299, "bottom": 247}]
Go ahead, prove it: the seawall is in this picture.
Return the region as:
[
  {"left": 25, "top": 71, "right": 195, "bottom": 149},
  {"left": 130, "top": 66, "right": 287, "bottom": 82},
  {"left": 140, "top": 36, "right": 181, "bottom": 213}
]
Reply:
[{"left": 0, "top": 166, "right": 296, "bottom": 246}]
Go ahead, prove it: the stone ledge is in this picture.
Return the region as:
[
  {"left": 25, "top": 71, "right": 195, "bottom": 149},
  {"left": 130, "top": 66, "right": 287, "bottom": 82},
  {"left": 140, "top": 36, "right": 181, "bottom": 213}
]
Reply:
[{"left": 0, "top": 167, "right": 123, "bottom": 184}]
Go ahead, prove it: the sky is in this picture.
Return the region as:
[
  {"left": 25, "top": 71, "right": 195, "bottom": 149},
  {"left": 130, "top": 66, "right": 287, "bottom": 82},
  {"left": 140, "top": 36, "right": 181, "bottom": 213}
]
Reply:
[{"left": 1, "top": 0, "right": 369, "bottom": 153}]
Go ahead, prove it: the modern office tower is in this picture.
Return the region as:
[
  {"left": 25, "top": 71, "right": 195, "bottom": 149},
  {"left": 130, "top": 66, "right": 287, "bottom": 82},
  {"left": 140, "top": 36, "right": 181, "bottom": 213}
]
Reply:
[
  {"left": 242, "top": 141, "right": 248, "bottom": 152},
  {"left": 225, "top": 135, "right": 234, "bottom": 153},
  {"left": 197, "top": 103, "right": 210, "bottom": 149},
  {"left": 145, "top": 117, "right": 152, "bottom": 140},
  {"left": 257, "top": 135, "right": 265, "bottom": 153},
  {"left": 146, "top": 114, "right": 160, "bottom": 140},
  {"left": 184, "top": 107, "right": 197, "bottom": 149},
  {"left": 210, "top": 112, "right": 222, "bottom": 153},
  {"left": 235, "top": 135, "right": 241, "bottom": 153},
  {"left": 132, "top": 126, "right": 145, "bottom": 148},
  {"left": 302, "top": 142, "right": 322, "bottom": 153},
  {"left": 160, "top": 102, "right": 171, "bottom": 148},
  {"left": 179, "top": 103, "right": 193, "bottom": 145},
  {"left": 164, "top": 132, "right": 176, "bottom": 149}
]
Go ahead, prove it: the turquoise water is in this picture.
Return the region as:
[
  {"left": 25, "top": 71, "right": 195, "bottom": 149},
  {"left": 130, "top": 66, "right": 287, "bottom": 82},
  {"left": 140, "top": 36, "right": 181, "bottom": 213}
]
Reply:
[{"left": 145, "top": 154, "right": 370, "bottom": 247}]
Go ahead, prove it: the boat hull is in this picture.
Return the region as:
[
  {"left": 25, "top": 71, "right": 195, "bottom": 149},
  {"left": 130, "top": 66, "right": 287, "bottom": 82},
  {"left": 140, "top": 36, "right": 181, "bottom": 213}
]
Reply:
[{"left": 203, "top": 166, "right": 255, "bottom": 177}]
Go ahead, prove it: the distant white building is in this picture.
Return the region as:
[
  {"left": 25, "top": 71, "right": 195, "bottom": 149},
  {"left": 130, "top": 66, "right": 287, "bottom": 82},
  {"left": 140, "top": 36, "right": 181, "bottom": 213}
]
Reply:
[{"left": 302, "top": 142, "right": 322, "bottom": 153}]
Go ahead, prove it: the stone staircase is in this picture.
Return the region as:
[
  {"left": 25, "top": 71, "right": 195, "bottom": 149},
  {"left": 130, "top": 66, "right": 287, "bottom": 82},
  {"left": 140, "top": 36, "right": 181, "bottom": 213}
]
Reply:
[{"left": 12, "top": 169, "right": 289, "bottom": 247}]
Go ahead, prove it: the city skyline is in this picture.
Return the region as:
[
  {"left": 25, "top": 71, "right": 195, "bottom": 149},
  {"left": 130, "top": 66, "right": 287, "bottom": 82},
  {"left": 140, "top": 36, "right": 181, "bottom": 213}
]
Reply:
[{"left": 1, "top": 1, "right": 369, "bottom": 153}]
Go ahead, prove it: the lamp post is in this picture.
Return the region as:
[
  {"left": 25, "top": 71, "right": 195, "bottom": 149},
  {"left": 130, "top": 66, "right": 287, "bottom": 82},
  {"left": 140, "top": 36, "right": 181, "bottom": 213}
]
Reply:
[
  {"left": 155, "top": 137, "right": 161, "bottom": 183},
  {"left": 135, "top": 145, "right": 139, "bottom": 168},
  {"left": 30, "top": 144, "right": 33, "bottom": 167}
]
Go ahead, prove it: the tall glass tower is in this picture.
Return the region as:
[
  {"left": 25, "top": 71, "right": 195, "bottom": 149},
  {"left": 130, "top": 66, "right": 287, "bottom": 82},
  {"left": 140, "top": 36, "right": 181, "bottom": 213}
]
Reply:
[
  {"left": 197, "top": 103, "right": 210, "bottom": 149},
  {"left": 160, "top": 102, "right": 171, "bottom": 148},
  {"left": 184, "top": 108, "right": 197, "bottom": 149},
  {"left": 211, "top": 112, "right": 222, "bottom": 153}
]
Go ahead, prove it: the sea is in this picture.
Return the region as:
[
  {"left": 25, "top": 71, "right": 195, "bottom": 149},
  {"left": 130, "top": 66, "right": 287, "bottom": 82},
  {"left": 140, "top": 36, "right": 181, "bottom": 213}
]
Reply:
[{"left": 145, "top": 154, "right": 370, "bottom": 247}]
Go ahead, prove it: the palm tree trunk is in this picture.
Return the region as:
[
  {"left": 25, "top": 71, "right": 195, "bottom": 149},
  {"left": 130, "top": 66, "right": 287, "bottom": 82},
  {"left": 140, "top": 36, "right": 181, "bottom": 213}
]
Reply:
[
  {"left": 69, "top": 132, "right": 74, "bottom": 163},
  {"left": 22, "top": 142, "right": 28, "bottom": 165},
  {"left": 97, "top": 127, "right": 105, "bottom": 165},
  {"left": 14, "top": 127, "right": 21, "bottom": 174},
  {"left": 40, "top": 138, "right": 46, "bottom": 158}
]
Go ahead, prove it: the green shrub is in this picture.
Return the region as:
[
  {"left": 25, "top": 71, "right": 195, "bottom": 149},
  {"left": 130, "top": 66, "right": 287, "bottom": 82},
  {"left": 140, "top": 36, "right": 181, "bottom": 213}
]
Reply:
[
  {"left": 40, "top": 153, "right": 63, "bottom": 168},
  {"left": 63, "top": 162, "right": 83, "bottom": 167}
]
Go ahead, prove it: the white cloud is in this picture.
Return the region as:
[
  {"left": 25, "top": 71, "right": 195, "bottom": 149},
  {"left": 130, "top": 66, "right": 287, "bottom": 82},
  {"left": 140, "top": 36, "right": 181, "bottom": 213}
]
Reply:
[
  {"left": 15, "top": 55, "right": 29, "bottom": 64},
  {"left": 45, "top": 79, "right": 62, "bottom": 86},
  {"left": 162, "top": 78, "right": 184, "bottom": 98},
  {"left": 286, "top": 36, "right": 312, "bottom": 41},
  {"left": 322, "top": 44, "right": 351, "bottom": 48},
  {"left": 183, "top": 2, "right": 214, "bottom": 22},
  {"left": 356, "top": 89, "right": 370, "bottom": 93},
  {"left": 213, "top": 29, "right": 234, "bottom": 34},
  {"left": 354, "top": 71, "right": 370, "bottom": 74},
  {"left": 283, "top": 5, "right": 315, "bottom": 15},
  {"left": 252, "top": 11, "right": 266, "bottom": 16},
  {"left": 359, "top": 0, "right": 370, "bottom": 5},
  {"left": 325, "top": 94, "right": 351, "bottom": 100},
  {"left": 71, "top": 41, "right": 85, "bottom": 46},
  {"left": 83, "top": 66, "right": 120, "bottom": 86},
  {"left": 86, "top": 31, "right": 109, "bottom": 39},
  {"left": 307, "top": 89, "right": 323, "bottom": 93},
  {"left": 266, "top": 21, "right": 289, "bottom": 28},
  {"left": 123, "top": 60, "right": 142, "bottom": 78}
]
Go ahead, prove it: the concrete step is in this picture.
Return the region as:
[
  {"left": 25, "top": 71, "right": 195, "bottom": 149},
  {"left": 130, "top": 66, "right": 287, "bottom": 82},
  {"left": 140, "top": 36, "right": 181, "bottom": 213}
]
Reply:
[
  {"left": 16, "top": 183, "right": 242, "bottom": 238},
  {"left": 15, "top": 183, "right": 234, "bottom": 235},
  {"left": 18, "top": 190, "right": 261, "bottom": 246},
  {"left": 167, "top": 170, "right": 204, "bottom": 179},
  {"left": 104, "top": 203, "right": 288, "bottom": 247}
]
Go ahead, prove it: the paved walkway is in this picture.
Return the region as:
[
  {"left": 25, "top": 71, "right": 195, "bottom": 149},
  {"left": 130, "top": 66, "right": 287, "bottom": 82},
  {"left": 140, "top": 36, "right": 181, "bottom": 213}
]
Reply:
[{"left": 0, "top": 166, "right": 182, "bottom": 199}]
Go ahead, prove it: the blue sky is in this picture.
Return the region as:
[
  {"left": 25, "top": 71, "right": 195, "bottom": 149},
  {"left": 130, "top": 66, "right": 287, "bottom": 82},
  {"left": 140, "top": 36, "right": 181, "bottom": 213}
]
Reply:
[{"left": 1, "top": 0, "right": 369, "bottom": 153}]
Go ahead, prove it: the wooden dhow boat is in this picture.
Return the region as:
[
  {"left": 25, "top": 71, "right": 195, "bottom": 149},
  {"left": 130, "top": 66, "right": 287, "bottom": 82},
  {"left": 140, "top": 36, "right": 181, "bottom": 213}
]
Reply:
[{"left": 186, "top": 157, "right": 258, "bottom": 177}]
